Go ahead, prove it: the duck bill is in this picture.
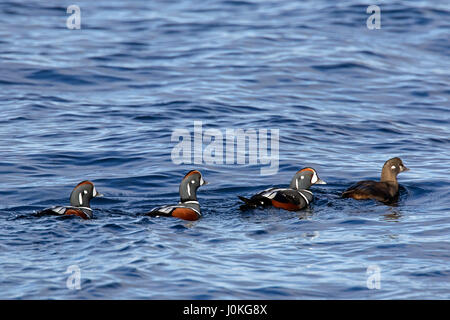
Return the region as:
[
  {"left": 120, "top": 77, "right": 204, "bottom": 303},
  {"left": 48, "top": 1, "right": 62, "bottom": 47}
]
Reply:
[
  {"left": 402, "top": 166, "right": 410, "bottom": 172},
  {"left": 200, "top": 178, "right": 208, "bottom": 186},
  {"left": 93, "top": 187, "right": 104, "bottom": 198},
  {"left": 316, "top": 178, "right": 327, "bottom": 185}
]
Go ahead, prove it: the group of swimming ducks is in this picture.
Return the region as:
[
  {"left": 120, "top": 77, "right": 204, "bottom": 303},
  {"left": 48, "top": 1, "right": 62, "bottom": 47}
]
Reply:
[{"left": 36, "top": 157, "right": 409, "bottom": 221}]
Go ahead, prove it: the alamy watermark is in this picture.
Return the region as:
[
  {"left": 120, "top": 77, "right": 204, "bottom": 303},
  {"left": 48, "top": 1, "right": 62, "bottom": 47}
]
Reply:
[
  {"left": 366, "top": 5, "right": 381, "bottom": 29},
  {"left": 366, "top": 265, "right": 381, "bottom": 289},
  {"left": 65, "top": 265, "right": 81, "bottom": 290},
  {"left": 66, "top": 5, "right": 379, "bottom": 31},
  {"left": 171, "top": 121, "right": 279, "bottom": 175},
  {"left": 66, "top": 5, "right": 81, "bottom": 29}
]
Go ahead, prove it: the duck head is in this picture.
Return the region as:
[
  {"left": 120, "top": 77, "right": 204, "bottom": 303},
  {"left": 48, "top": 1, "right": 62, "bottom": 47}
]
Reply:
[
  {"left": 69, "top": 181, "right": 103, "bottom": 207},
  {"left": 179, "top": 170, "right": 208, "bottom": 202},
  {"left": 289, "top": 167, "right": 326, "bottom": 190}
]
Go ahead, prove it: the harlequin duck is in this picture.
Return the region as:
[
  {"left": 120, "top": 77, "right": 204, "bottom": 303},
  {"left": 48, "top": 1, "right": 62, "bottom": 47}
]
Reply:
[
  {"left": 342, "top": 157, "right": 409, "bottom": 203},
  {"left": 238, "top": 168, "right": 326, "bottom": 211},
  {"left": 146, "top": 170, "right": 207, "bottom": 221},
  {"left": 36, "top": 181, "right": 103, "bottom": 219}
]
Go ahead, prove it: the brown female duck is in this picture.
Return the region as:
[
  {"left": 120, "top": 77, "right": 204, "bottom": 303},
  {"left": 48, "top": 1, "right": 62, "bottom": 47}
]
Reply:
[{"left": 342, "top": 157, "right": 409, "bottom": 203}]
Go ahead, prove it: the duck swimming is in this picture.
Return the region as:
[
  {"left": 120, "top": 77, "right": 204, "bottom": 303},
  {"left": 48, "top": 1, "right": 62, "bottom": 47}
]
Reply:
[
  {"left": 238, "top": 168, "right": 326, "bottom": 211},
  {"left": 342, "top": 157, "right": 409, "bottom": 203},
  {"left": 36, "top": 181, "right": 103, "bottom": 219},
  {"left": 146, "top": 170, "right": 207, "bottom": 221}
]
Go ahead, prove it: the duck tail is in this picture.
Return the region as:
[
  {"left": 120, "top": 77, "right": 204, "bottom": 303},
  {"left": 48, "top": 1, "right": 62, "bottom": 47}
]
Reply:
[
  {"left": 238, "top": 196, "right": 258, "bottom": 211},
  {"left": 341, "top": 190, "right": 351, "bottom": 198}
]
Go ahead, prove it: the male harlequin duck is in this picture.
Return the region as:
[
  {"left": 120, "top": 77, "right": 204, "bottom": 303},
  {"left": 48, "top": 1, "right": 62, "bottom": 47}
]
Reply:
[
  {"left": 36, "top": 181, "right": 103, "bottom": 219},
  {"left": 342, "top": 157, "right": 409, "bottom": 203},
  {"left": 146, "top": 170, "right": 207, "bottom": 221},
  {"left": 238, "top": 168, "right": 326, "bottom": 211}
]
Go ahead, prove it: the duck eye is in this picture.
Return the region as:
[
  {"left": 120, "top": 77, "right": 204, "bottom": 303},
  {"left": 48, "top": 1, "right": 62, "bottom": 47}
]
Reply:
[
  {"left": 83, "top": 190, "right": 88, "bottom": 194},
  {"left": 300, "top": 176, "right": 305, "bottom": 180},
  {"left": 391, "top": 165, "right": 396, "bottom": 170},
  {"left": 191, "top": 180, "right": 195, "bottom": 184}
]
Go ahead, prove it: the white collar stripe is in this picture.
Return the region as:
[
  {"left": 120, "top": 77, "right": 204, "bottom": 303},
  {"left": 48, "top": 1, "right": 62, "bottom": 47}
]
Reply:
[{"left": 297, "top": 191, "right": 310, "bottom": 205}]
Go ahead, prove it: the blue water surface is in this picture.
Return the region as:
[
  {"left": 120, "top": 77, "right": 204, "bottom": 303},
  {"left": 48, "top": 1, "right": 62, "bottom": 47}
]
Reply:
[{"left": 0, "top": 0, "right": 449, "bottom": 299}]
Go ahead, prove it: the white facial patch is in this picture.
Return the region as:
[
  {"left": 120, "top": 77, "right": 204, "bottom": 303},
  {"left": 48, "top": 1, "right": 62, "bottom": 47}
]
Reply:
[
  {"left": 200, "top": 176, "right": 205, "bottom": 185},
  {"left": 79, "top": 193, "right": 83, "bottom": 205},
  {"left": 93, "top": 186, "right": 97, "bottom": 197},
  {"left": 187, "top": 183, "right": 191, "bottom": 196},
  {"left": 311, "top": 171, "right": 318, "bottom": 184}
]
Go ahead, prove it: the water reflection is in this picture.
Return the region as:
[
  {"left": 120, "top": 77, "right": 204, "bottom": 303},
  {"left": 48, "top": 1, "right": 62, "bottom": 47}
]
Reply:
[
  {"left": 302, "top": 230, "right": 320, "bottom": 241},
  {"left": 298, "top": 207, "right": 314, "bottom": 220},
  {"left": 382, "top": 208, "right": 403, "bottom": 222}
]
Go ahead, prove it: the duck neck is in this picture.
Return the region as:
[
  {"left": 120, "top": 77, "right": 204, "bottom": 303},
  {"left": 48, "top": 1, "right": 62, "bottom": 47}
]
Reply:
[
  {"left": 380, "top": 167, "right": 398, "bottom": 183},
  {"left": 179, "top": 180, "right": 198, "bottom": 202},
  {"left": 70, "top": 191, "right": 91, "bottom": 208}
]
